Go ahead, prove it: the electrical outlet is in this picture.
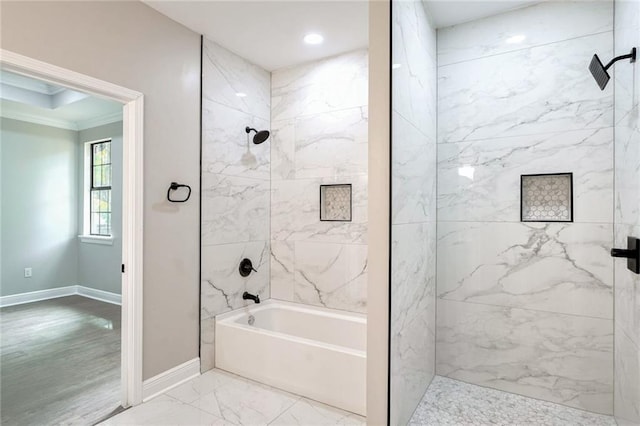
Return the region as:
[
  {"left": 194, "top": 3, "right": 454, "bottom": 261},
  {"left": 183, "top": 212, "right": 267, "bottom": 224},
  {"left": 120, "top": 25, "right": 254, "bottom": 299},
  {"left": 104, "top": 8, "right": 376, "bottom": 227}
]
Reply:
[{"left": 24, "top": 267, "right": 32, "bottom": 278}]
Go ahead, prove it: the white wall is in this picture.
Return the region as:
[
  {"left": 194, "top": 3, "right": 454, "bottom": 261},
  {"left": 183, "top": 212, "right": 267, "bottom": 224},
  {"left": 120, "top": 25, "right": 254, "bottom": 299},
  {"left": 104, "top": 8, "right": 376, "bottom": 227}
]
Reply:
[
  {"left": 270, "top": 49, "right": 369, "bottom": 314},
  {"left": 613, "top": 0, "right": 640, "bottom": 424},
  {"left": 1, "top": 1, "right": 201, "bottom": 379},
  {"left": 199, "top": 39, "right": 272, "bottom": 372},
  {"left": 389, "top": 1, "right": 437, "bottom": 424},
  {"left": 435, "top": 1, "right": 614, "bottom": 414},
  {"left": 1, "top": 118, "right": 79, "bottom": 296},
  {"left": 77, "top": 121, "right": 123, "bottom": 295}
]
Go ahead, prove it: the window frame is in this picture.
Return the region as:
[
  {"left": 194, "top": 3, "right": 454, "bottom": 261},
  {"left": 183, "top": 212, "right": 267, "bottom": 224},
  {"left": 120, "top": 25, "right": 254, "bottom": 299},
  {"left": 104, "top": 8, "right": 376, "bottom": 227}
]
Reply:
[{"left": 81, "top": 138, "right": 114, "bottom": 241}]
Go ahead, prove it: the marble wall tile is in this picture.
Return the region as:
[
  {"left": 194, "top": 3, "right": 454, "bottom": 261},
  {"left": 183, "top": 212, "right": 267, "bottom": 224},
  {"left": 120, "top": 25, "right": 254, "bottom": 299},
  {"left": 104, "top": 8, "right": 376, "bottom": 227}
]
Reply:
[
  {"left": 271, "top": 50, "right": 368, "bottom": 122},
  {"left": 200, "top": 318, "right": 216, "bottom": 373},
  {"left": 293, "top": 242, "right": 367, "bottom": 313},
  {"left": 437, "top": 221, "right": 613, "bottom": 319},
  {"left": 392, "top": 111, "right": 437, "bottom": 225},
  {"left": 202, "top": 100, "right": 270, "bottom": 180},
  {"left": 437, "top": 1, "right": 613, "bottom": 66},
  {"left": 270, "top": 120, "right": 295, "bottom": 180},
  {"left": 436, "top": 299, "right": 614, "bottom": 415},
  {"left": 614, "top": 103, "right": 640, "bottom": 228},
  {"left": 203, "top": 39, "right": 271, "bottom": 120},
  {"left": 613, "top": 0, "right": 640, "bottom": 126},
  {"left": 614, "top": 224, "right": 640, "bottom": 349},
  {"left": 294, "top": 107, "right": 368, "bottom": 179},
  {"left": 390, "top": 222, "right": 436, "bottom": 426},
  {"left": 392, "top": 0, "right": 437, "bottom": 138},
  {"left": 438, "top": 32, "right": 614, "bottom": 144},
  {"left": 201, "top": 241, "right": 270, "bottom": 320},
  {"left": 201, "top": 174, "right": 270, "bottom": 246},
  {"left": 270, "top": 240, "right": 295, "bottom": 301},
  {"left": 437, "top": 128, "right": 613, "bottom": 223},
  {"left": 271, "top": 176, "right": 368, "bottom": 244},
  {"left": 614, "top": 326, "right": 640, "bottom": 425}
]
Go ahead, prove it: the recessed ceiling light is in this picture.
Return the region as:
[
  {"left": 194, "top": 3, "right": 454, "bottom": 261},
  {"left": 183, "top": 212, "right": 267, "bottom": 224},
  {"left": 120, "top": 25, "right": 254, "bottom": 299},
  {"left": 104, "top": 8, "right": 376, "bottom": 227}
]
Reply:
[
  {"left": 506, "top": 34, "right": 526, "bottom": 44},
  {"left": 236, "top": 92, "right": 247, "bottom": 98},
  {"left": 304, "top": 33, "right": 324, "bottom": 45}
]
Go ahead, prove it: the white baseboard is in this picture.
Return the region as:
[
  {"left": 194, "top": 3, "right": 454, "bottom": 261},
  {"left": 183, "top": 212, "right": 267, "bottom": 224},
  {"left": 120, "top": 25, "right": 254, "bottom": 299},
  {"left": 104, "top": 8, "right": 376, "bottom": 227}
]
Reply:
[
  {"left": 142, "top": 358, "right": 201, "bottom": 402},
  {"left": 0, "top": 285, "right": 121, "bottom": 308},
  {"left": 0, "top": 286, "right": 76, "bottom": 307},
  {"left": 76, "top": 286, "right": 122, "bottom": 305}
]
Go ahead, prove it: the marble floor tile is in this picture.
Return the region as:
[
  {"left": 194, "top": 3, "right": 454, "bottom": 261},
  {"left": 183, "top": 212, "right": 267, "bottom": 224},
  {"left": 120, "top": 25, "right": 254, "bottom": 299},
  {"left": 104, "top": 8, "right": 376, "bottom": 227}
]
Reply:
[
  {"left": 410, "top": 376, "right": 617, "bottom": 426},
  {"left": 105, "top": 369, "right": 365, "bottom": 426}
]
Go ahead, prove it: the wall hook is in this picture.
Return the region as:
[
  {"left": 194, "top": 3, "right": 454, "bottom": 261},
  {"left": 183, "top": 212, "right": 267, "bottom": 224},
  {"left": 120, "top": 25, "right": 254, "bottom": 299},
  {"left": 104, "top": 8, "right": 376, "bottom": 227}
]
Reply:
[{"left": 167, "top": 182, "right": 191, "bottom": 203}]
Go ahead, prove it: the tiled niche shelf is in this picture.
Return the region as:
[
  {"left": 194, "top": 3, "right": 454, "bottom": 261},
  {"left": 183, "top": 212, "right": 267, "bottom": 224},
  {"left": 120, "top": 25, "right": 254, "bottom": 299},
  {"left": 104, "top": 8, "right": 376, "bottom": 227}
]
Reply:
[
  {"left": 521, "top": 173, "right": 573, "bottom": 222},
  {"left": 320, "top": 184, "right": 352, "bottom": 222}
]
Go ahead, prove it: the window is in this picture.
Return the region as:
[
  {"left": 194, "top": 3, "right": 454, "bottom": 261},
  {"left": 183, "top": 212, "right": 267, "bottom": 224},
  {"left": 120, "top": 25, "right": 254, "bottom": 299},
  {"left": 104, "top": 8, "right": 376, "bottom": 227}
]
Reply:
[{"left": 89, "top": 140, "right": 112, "bottom": 236}]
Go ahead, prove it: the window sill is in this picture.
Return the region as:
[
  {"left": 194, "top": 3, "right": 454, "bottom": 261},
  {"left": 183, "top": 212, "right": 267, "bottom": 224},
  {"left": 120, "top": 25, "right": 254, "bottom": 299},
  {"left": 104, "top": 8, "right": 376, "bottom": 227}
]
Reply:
[{"left": 78, "top": 235, "right": 114, "bottom": 245}]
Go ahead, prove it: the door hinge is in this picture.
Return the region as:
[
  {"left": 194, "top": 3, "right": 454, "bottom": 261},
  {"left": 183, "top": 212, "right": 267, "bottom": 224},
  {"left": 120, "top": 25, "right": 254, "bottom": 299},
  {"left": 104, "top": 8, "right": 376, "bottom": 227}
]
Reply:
[{"left": 122, "top": 264, "right": 125, "bottom": 273}]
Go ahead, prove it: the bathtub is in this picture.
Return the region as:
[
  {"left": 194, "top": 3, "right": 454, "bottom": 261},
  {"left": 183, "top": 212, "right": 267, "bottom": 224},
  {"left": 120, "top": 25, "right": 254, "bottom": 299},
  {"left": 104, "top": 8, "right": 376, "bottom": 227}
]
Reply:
[{"left": 215, "top": 299, "right": 366, "bottom": 416}]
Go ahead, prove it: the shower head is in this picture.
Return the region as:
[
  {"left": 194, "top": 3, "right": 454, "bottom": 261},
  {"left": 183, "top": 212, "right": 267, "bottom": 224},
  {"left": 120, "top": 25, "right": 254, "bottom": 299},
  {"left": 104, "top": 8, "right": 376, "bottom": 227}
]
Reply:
[
  {"left": 589, "top": 47, "right": 636, "bottom": 90},
  {"left": 589, "top": 54, "right": 610, "bottom": 90},
  {"left": 245, "top": 126, "right": 270, "bottom": 144}
]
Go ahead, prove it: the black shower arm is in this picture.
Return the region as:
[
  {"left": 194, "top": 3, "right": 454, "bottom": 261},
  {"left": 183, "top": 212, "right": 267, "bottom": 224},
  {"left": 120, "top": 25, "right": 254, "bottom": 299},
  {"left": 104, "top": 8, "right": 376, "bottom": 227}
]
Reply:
[{"left": 603, "top": 47, "right": 636, "bottom": 70}]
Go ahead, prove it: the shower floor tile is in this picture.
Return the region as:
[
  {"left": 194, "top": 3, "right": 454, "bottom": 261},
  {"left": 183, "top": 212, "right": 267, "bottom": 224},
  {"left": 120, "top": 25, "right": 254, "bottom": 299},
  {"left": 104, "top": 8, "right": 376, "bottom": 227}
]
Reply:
[
  {"left": 102, "top": 368, "right": 366, "bottom": 425},
  {"left": 410, "top": 376, "right": 616, "bottom": 426}
]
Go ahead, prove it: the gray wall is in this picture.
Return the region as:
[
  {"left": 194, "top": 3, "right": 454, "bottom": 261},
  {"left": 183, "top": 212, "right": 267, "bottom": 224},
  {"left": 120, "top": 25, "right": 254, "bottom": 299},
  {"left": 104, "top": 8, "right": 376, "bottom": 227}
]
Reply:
[
  {"left": 389, "top": 1, "right": 437, "bottom": 424},
  {"left": 1, "top": 118, "right": 79, "bottom": 296},
  {"left": 613, "top": 0, "right": 640, "bottom": 423},
  {"left": 199, "top": 39, "right": 271, "bottom": 372},
  {"left": 435, "top": 2, "right": 614, "bottom": 414},
  {"left": 1, "top": 1, "right": 201, "bottom": 379},
  {"left": 78, "top": 122, "right": 123, "bottom": 295}
]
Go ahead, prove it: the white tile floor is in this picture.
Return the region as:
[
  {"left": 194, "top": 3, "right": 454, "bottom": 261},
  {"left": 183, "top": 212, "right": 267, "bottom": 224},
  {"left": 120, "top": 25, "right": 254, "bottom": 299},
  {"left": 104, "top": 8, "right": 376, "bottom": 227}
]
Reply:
[
  {"left": 102, "top": 369, "right": 366, "bottom": 426},
  {"left": 409, "top": 376, "right": 617, "bottom": 426}
]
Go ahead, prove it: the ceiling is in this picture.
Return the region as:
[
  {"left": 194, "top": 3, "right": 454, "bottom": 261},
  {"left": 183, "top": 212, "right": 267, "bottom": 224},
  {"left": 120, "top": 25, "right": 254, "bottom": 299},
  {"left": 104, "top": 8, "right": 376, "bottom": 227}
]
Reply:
[
  {"left": 144, "top": 0, "right": 545, "bottom": 71},
  {"left": 143, "top": 0, "right": 369, "bottom": 71},
  {"left": 425, "top": 1, "right": 542, "bottom": 28},
  {"left": 0, "top": 70, "right": 122, "bottom": 131}
]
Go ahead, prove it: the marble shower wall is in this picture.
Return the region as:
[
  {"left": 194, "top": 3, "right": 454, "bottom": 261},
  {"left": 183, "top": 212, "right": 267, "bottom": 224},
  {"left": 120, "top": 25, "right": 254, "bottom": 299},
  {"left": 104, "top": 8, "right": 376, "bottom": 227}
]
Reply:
[
  {"left": 201, "top": 39, "right": 271, "bottom": 372},
  {"left": 435, "top": 2, "right": 615, "bottom": 415},
  {"left": 613, "top": 0, "right": 640, "bottom": 424},
  {"left": 270, "top": 50, "right": 369, "bottom": 314},
  {"left": 390, "top": 1, "right": 437, "bottom": 424}
]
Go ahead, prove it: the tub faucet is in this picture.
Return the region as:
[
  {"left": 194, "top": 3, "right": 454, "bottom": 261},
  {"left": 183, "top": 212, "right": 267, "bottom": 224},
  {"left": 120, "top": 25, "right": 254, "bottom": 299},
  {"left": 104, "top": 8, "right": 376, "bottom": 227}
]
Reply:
[{"left": 243, "top": 291, "right": 260, "bottom": 304}]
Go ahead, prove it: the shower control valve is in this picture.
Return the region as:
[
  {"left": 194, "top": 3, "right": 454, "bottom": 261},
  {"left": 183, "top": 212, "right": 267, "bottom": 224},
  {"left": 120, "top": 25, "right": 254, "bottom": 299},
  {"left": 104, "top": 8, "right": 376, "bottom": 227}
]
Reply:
[{"left": 239, "top": 258, "right": 258, "bottom": 277}]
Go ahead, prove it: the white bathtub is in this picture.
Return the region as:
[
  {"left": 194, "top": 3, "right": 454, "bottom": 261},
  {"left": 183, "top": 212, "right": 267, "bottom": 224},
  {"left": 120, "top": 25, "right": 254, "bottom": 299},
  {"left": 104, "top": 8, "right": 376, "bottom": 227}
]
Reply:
[{"left": 215, "top": 299, "right": 367, "bottom": 416}]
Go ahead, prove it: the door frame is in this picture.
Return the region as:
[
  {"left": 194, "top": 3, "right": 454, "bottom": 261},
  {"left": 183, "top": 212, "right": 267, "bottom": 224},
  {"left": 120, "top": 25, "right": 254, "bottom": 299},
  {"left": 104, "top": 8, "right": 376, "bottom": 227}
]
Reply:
[{"left": 0, "top": 49, "right": 145, "bottom": 406}]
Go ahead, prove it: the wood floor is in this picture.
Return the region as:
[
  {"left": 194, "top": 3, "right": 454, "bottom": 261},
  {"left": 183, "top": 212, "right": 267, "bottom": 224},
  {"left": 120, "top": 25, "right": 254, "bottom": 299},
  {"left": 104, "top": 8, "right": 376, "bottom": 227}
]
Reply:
[{"left": 1, "top": 295, "right": 121, "bottom": 425}]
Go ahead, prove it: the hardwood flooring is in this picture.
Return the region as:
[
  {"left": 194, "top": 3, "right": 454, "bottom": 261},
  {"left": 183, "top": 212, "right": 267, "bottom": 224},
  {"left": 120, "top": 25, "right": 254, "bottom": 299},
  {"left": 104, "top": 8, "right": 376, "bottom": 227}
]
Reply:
[{"left": 1, "top": 296, "right": 121, "bottom": 425}]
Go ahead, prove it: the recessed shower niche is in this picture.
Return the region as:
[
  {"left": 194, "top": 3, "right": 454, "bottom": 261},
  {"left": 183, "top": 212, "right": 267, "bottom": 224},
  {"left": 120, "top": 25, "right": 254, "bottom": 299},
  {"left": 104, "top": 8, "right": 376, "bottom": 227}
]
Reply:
[
  {"left": 320, "top": 184, "right": 353, "bottom": 222},
  {"left": 521, "top": 173, "right": 573, "bottom": 222}
]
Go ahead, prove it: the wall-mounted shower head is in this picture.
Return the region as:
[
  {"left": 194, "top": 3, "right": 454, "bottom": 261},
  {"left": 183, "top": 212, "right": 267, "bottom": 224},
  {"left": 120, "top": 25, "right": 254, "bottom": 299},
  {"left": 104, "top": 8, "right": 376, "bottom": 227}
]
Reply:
[
  {"left": 589, "top": 47, "right": 636, "bottom": 90},
  {"left": 245, "top": 126, "right": 270, "bottom": 144}
]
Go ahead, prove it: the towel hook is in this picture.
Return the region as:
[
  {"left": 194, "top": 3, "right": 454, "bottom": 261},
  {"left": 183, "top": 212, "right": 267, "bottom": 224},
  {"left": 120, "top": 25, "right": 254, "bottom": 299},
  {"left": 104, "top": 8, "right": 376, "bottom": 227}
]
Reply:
[{"left": 167, "top": 182, "right": 191, "bottom": 203}]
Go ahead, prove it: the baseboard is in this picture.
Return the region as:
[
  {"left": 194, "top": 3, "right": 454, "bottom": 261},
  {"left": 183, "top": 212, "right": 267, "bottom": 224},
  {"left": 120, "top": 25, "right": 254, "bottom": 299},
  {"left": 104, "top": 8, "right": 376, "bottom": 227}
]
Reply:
[
  {"left": 0, "top": 286, "right": 76, "bottom": 308},
  {"left": 0, "top": 285, "right": 121, "bottom": 308},
  {"left": 76, "top": 286, "right": 122, "bottom": 305},
  {"left": 142, "top": 358, "right": 201, "bottom": 402}
]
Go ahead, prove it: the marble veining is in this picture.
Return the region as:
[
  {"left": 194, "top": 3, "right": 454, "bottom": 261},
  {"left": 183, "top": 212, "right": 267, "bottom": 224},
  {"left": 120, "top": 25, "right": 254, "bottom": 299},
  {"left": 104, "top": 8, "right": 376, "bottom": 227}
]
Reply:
[
  {"left": 271, "top": 50, "right": 368, "bottom": 122},
  {"left": 437, "top": 221, "right": 613, "bottom": 319},
  {"left": 438, "top": 32, "right": 613, "bottom": 144},
  {"left": 202, "top": 39, "right": 270, "bottom": 120},
  {"left": 390, "top": 0, "right": 438, "bottom": 424},
  {"left": 104, "top": 369, "right": 366, "bottom": 426},
  {"left": 293, "top": 242, "right": 367, "bottom": 313},
  {"left": 410, "top": 376, "right": 616, "bottom": 425},
  {"left": 437, "top": 128, "right": 613, "bottom": 223},
  {"left": 437, "top": 1, "right": 613, "bottom": 66},
  {"left": 436, "top": 299, "right": 614, "bottom": 415}
]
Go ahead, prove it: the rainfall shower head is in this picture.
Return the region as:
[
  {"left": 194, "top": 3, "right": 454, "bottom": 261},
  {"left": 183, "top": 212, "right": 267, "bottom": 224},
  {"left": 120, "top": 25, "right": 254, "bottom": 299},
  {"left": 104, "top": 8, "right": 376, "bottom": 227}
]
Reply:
[
  {"left": 245, "top": 126, "right": 270, "bottom": 144},
  {"left": 589, "top": 47, "right": 636, "bottom": 90}
]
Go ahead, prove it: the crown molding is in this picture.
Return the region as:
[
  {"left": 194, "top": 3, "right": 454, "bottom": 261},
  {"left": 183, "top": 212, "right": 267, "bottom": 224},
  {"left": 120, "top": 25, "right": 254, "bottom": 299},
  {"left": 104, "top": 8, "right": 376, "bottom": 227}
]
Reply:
[
  {"left": 77, "top": 110, "right": 123, "bottom": 130},
  {"left": 0, "top": 109, "right": 123, "bottom": 131}
]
